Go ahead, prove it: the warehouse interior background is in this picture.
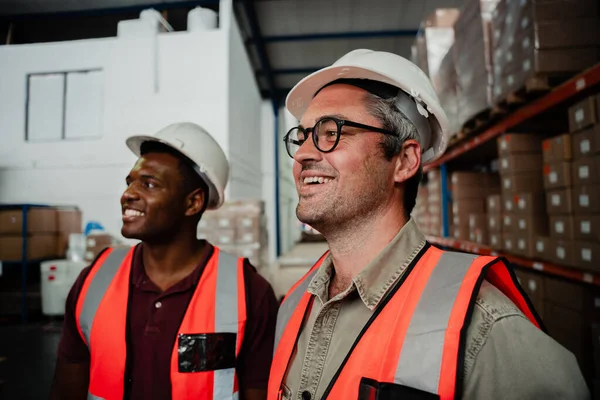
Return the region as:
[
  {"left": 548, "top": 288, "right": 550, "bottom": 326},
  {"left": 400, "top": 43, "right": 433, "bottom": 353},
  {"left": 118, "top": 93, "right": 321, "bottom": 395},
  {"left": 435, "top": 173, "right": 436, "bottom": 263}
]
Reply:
[{"left": 0, "top": 0, "right": 599, "bottom": 398}]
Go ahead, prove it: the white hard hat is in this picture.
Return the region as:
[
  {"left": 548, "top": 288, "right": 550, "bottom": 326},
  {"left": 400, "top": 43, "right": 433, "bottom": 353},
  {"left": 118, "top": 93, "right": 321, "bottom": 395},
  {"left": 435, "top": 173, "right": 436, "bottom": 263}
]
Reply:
[
  {"left": 286, "top": 49, "right": 449, "bottom": 163},
  {"left": 126, "top": 122, "right": 229, "bottom": 209}
]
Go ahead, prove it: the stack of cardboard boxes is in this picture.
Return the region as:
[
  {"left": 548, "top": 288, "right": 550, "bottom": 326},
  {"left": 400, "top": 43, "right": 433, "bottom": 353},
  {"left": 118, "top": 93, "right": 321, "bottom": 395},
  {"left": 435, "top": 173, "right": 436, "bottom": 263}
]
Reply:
[
  {"left": 491, "top": 0, "right": 600, "bottom": 104},
  {"left": 197, "top": 200, "right": 267, "bottom": 268},
  {"left": 425, "top": 169, "right": 447, "bottom": 237},
  {"left": 486, "top": 194, "right": 502, "bottom": 248},
  {"left": 538, "top": 132, "right": 574, "bottom": 266},
  {"left": 496, "top": 133, "right": 547, "bottom": 255},
  {"left": 413, "top": 186, "right": 431, "bottom": 235},
  {"left": 515, "top": 267, "right": 600, "bottom": 385},
  {"left": 0, "top": 206, "right": 82, "bottom": 261},
  {"left": 450, "top": 171, "right": 499, "bottom": 242},
  {"left": 569, "top": 96, "right": 600, "bottom": 271}
]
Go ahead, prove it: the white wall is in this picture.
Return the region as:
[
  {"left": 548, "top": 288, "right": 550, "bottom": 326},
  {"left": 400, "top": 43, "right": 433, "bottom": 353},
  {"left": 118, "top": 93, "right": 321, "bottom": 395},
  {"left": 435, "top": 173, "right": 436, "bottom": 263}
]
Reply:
[
  {"left": 0, "top": 1, "right": 261, "bottom": 241},
  {"left": 261, "top": 100, "right": 301, "bottom": 270},
  {"left": 226, "top": 7, "right": 263, "bottom": 201}
]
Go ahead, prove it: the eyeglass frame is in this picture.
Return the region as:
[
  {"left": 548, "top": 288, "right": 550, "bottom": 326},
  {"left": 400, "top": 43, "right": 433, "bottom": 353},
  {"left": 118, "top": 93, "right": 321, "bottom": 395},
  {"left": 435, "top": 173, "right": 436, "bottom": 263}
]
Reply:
[{"left": 282, "top": 116, "right": 396, "bottom": 158}]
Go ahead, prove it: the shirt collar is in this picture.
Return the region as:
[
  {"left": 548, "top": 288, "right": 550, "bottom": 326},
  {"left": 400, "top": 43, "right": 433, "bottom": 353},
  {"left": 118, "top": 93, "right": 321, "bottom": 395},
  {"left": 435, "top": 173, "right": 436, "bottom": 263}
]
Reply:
[{"left": 307, "top": 218, "right": 426, "bottom": 310}]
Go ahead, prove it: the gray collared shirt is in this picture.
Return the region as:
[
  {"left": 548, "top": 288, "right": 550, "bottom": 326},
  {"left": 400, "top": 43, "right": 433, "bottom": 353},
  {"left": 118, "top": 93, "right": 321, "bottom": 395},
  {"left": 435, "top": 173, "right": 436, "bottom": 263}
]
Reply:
[{"left": 281, "top": 218, "right": 590, "bottom": 400}]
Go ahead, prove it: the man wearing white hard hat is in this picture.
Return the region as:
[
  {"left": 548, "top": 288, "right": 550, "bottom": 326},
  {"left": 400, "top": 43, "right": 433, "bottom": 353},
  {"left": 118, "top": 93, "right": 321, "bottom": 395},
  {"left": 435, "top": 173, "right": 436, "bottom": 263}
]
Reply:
[
  {"left": 51, "top": 122, "right": 278, "bottom": 400},
  {"left": 267, "top": 50, "right": 588, "bottom": 400}
]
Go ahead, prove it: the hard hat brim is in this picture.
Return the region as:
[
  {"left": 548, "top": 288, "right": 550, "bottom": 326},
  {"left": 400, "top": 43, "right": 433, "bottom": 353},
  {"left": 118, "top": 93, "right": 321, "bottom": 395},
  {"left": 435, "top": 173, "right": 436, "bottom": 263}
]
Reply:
[
  {"left": 285, "top": 64, "right": 449, "bottom": 164},
  {"left": 125, "top": 135, "right": 224, "bottom": 209}
]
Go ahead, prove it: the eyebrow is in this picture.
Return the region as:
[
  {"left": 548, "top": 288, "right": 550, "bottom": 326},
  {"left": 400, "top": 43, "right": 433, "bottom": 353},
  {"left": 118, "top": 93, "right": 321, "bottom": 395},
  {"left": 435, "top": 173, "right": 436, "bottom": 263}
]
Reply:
[{"left": 298, "top": 114, "right": 348, "bottom": 129}]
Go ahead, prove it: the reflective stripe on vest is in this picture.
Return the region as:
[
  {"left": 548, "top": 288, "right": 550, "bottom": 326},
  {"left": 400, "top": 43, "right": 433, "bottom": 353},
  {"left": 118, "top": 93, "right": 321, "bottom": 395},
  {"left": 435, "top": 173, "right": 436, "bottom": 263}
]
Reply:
[
  {"left": 76, "top": 246, "right": 246, "bottom": 400},
  {"left": 393, "top": 251, "right": 478, "bottom": 393},
  {"left": 267, "top": 245, "right": 542, "bottom": 400}
]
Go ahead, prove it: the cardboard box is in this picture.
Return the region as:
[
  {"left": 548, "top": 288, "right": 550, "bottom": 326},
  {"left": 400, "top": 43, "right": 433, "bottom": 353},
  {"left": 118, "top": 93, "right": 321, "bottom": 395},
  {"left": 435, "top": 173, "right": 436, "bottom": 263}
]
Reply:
[
  {"left": 574, "top": 185, "right": 600, "bottom": 214},
  {"left": 0, "top": 208, "right": 57, "bottom": 234},
  {"left": 514, "top": 233, "right": 536, "bottom": 258},
  {"left": 573, "top": 124, "right": 600, "bottom": 159},
  {"left": 0, "top": 234, "right": 58, "bottom": 261},
  {"left": 516, "top": 213, "right": 549, "bottom": 236},
  {"left": 85, "top": 233, "right": 116, "bottom": 261},
  {"left": 452, "top": 223, "right": 471, "bottom": 241},
  {"left": 511, "top": 192, "right": 546, "bottom": 215},
  {"left": 543, "top": 134, "right": 573, "bottom": 163},
  {"left": 503, "top": 233, "right": 516, "bottom": 253},
  {"left": 490, "top": 232, "right": 502, "bottom": 249},
  {"left": 453, "top": 185, "right": 500, "bottom": 201},
  {"left": 546, "top": 188, "right": 575, "bottom": 215},
  {"left": 235, "top": 227, "right": 262, "bottom": 245},
  {"left": 451, "top": 171, "right": 499, "bottom": 188},
  {"left": 550, "top": 215, "right": 576, "bottom": 240},
  {"left": 573, "top": 156, "right": 600, "bottom": 186},
  {"left": 56, "top": 208, "right": 82, "bottom": 257},
  {"left": 534, "top": 236, "right": 552, "bottom": 262},
  {"left": 547, "top": 239, "right": 576, "bottom": 267},
  {"left": 488, "top": 214, "right": 502, "bottom": 233},
  {"left": 543, "top": 162, "right": 573, "bottom": 190},
  {"left": 503, "top": 213, "right": 516, "bottom": 234},
  {"left": 502, "top": 172, "right": 544, "bottom": 194},
  {"left": 452, "top": 199, "right": 486, "bottom": 215},
  {"left": 56, "top": 208, "right": 82, "bottom": 233},
  {"left": 574, "top": 242, "right": 600, "bottom": 272},
  {"left": 499, "top": 154, "right": 543, "bottom": 174},
  {"left": 497, "top": 133, "right": 542, "bottom": 155},
  {"left": 574, "top": 215, "right": 600, "bottom": 242},
  {"left": 502, "top": 194, "right": 515, "bottom": 213},
  {"left": 569, "top": 96, "right": 599, "bottom": 133},
  {"left": 210, "top": 229, "right": 236, "bottom": 246},
  {"left": 487, "top": 194, "right": 502, "bottom": 214}
]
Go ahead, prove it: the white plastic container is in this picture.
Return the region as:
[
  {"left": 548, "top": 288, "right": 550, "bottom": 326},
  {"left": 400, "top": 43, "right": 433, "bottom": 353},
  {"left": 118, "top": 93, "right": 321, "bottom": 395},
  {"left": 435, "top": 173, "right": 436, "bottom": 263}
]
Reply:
[{"left": 40, "top": 259, "right": 88, "bottom": 316}]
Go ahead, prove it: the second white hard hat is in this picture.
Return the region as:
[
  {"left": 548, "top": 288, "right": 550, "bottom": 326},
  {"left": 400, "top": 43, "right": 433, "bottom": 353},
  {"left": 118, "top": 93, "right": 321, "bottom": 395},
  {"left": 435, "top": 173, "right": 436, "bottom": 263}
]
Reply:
[
  {"left": 286, "top": 49, "right": 450, "bottom": 163},
  {"left": 126, "top": 122, "right": 229, "bottom": 209}
]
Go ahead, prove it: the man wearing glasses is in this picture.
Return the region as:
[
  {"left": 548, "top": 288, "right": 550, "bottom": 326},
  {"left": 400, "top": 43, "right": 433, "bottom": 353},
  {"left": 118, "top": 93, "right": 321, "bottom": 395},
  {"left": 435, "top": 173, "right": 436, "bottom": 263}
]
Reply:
[{"left": 267, "top": 49, "right": 588, "bottom": 400}]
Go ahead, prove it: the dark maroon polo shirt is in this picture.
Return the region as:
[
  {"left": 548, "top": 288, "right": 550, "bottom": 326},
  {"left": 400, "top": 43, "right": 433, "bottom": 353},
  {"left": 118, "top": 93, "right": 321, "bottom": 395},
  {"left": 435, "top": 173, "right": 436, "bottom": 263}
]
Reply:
[{"left": 57, "top": 241, "right": 279, "bottom": 400}]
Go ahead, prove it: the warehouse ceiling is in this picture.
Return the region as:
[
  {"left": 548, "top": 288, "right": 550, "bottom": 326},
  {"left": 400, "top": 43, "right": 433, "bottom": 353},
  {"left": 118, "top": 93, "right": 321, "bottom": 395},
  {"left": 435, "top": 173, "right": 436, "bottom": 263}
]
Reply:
[{"left": 0, "top": 0, "right": 465, "bottom": 103}]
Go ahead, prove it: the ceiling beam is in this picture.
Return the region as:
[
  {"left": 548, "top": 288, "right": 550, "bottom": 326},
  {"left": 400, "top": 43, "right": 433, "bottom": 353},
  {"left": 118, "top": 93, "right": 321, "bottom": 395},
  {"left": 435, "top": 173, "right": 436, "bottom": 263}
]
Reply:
[{"left": 247, "top": 29, "right": 418, "bottom": 44}]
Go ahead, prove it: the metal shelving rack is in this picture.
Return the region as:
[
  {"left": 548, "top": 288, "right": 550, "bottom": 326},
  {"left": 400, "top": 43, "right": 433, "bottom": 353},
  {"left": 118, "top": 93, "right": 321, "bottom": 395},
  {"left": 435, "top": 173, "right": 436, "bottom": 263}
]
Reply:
[
  {"left": 425, "top": 63, "right": 600, "bottom": 286},
  {"left": 0, "top": 204, "right": 52, "bottom": 323}
]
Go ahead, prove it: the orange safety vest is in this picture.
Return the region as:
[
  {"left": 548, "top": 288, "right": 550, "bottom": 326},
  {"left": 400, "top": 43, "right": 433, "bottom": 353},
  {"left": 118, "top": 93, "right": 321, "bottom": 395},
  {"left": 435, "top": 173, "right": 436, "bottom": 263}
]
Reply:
[
  {"left": 268, "top": 243, "right": 543, "bottom": 400},
  {"left": 75, "top": 246, "right": 247, "bottom": 400}
]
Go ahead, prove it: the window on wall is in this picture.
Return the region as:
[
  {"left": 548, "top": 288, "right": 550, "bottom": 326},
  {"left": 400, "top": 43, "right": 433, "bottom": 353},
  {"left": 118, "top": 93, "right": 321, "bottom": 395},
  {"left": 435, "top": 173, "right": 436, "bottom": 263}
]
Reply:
[{"left": 26, "top": 69, "right": 103, "bottom": 142}]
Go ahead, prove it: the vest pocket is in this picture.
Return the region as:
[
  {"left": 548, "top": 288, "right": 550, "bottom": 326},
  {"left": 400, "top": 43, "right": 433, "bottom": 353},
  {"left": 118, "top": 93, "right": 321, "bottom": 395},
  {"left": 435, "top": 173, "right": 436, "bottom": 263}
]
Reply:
[
  {"left": 178, "top": 332, "right": 237, "bottom": 372},
  {"left": 358, "top": 377, "right": 440, "bottom": 400}
]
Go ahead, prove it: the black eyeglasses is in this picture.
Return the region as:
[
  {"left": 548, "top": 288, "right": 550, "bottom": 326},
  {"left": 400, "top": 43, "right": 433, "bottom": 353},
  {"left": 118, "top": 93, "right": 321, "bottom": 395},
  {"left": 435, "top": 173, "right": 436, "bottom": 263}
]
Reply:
[{"left": 283, "top": 117, "right": 395, "bottom": 158}]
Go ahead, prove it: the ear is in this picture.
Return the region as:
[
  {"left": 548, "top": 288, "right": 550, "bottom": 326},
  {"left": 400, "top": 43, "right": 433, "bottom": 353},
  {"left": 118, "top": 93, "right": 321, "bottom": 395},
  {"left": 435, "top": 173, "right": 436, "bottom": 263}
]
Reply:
[
  {"left": 184, "top": 188, "right": 206, "bottom": 217},
  {"left": 393, "top": 139, "right": 421, "bottom": 184}
]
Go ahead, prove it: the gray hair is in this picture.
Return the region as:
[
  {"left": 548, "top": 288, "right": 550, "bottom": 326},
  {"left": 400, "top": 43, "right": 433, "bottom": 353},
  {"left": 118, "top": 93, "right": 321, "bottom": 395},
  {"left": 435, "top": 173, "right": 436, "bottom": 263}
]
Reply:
[
  {"left": 363, "top": 92, "right": 420, "bottom": 160},
  {"left": 363, "top": 91, "right": 423, "bottom": 217}
]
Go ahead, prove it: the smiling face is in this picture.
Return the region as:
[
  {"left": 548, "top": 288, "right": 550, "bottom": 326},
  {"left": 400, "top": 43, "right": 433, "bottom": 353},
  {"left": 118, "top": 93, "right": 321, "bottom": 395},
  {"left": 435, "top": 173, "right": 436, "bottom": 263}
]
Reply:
[
  {"left": 293, "top": 84, "right": 398, "bottom": 232},
  {"left": 121, "top": 151, "right": 195, "bottom": 242}
]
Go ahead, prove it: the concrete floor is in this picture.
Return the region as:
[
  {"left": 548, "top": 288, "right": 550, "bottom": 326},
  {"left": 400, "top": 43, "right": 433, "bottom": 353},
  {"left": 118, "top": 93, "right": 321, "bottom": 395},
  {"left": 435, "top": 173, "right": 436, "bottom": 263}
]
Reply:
[{"left": 0, "top": 321, "right": 61, "bottom": 399}]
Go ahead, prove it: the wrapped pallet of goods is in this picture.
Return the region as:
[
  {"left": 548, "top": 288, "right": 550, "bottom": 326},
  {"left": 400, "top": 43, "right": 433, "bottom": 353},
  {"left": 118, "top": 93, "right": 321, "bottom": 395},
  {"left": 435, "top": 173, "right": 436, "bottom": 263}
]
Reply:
[
  {"left": 197, "top": 199, "right": 267, "bottom": 268},
  {"left": 410, "top": 8, "right": 460, "bottom": 79},
  {"left": 491, "top": 0, "right": 600, "bottom": 105},
  {"left": 432, "top": 47, "right": 460, "bottom": 137},
  {"left": 453, "top": 0, "right": 500, "bottom": 129}
]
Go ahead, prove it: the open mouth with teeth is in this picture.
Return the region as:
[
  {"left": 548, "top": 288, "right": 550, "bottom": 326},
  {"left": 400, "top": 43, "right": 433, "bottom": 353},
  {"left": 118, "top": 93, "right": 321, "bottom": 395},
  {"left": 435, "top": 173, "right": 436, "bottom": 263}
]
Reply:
[
  {"left": 303, "top": 176, "right": 333, "bottom": 185},
  {"left": 123, "top": 208, "right": 145, "bottom": 218}
]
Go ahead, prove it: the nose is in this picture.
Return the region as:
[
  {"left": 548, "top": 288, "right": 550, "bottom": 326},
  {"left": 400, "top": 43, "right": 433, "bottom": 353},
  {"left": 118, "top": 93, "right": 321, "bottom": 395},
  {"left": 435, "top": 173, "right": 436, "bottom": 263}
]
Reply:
[
  {"left": 293, "top": 133, "right": 323, "bottom": 164},
  {"left": 121, "top": 183, "right": 140, "bottom": 205}
]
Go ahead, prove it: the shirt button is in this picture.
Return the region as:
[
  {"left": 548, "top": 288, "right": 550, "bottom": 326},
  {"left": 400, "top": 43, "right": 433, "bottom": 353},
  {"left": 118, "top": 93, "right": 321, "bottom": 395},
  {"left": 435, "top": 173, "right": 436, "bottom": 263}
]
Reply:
[
  {"left": 301, "top": 391, "right": 311, "bottom": 400},
  {"left": 155, "top": 301, "right": 162, "bottom": 309}
]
